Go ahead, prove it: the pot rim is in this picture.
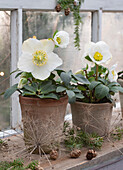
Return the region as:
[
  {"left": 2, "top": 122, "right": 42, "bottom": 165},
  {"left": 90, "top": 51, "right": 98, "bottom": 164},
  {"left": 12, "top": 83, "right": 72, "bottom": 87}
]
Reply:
[
  {"left": 19, "top": 94, "right": 68, "bottom": 106},
  {"left": 19, "top": 94, "right": 67, "bottom": 101},
  {"left": 71, "top": 101, "right": 113, "bottom": 106}
]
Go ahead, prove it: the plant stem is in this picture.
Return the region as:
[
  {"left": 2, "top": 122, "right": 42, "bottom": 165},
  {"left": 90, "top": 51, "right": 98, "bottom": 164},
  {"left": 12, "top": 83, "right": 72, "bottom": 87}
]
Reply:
[
  {"left": 17, "top": 89, "right": 22, "bottom": 94},
  {"left": 96, "top": 64, "right": 99, "bottom": 81}
]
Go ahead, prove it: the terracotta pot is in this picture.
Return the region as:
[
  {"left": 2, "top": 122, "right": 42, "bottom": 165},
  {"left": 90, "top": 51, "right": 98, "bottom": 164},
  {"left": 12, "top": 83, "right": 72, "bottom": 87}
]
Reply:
[
  {"left": 71, "top": 102, "right": 113, "bottom": 136},
  {"left": 19, "top": 95, "right": 68, "bottom": 153},
  {"left": 118, "top": 79, "right": 123, "bottom": 117}
]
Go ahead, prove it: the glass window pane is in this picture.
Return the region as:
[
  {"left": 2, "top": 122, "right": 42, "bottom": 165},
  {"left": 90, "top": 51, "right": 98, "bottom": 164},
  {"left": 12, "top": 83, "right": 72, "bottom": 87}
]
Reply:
[
  {"left": 0, "top": 11, "right": 11, "bottom": 130},
  {"left": 102, "top": 13, "right": 123, "bottom": 72},
  {"left": 23, "top": 11, "right": 91, "bottom": 72}
]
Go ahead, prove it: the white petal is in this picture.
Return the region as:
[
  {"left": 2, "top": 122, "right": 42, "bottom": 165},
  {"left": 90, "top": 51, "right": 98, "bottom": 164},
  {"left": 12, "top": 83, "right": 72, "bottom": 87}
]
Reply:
[
  {"left": 18, "top": 52, "right": 34, "bottom": 72},
  {"left": 47, "top": 52, "right": 63, "bottom": 71},
  {"left": 32, "top": 66, "right": 51, "bottom": 80},
  {"left": 101, "top": 51, "right": 112, "bottom": 63},
  {"left": 88, "top": 42, "right": 112, "bottom": 65},
  {"left": 96, "top": 41, "right": 109, "bottom": 52},
  {"left": 108, "top": 70, "right": 118, "bottom": 82},
  {"left": 110, "top": 64, "right": 117, "bottom": 71},
  {"left": 53, "top": 31, "right": 69, "bottom": 48},
  {"left": 40, "top": 39, "right": 55, "bottom": 53},
  {"left": 22, "top": 38, "right": 43, "bottom": 53}
]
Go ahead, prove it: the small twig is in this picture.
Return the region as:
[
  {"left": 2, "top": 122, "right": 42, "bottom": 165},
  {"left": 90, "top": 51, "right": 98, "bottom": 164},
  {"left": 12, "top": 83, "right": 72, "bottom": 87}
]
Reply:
[
  {"left": 39, "top": 146, "right": 53, "bottom": 168},
  {"left": 107, "top": 138, "right": 123, "bottom": 155},
  {"left": 30, "top": 145, "right": 37, "bottom": 155}
]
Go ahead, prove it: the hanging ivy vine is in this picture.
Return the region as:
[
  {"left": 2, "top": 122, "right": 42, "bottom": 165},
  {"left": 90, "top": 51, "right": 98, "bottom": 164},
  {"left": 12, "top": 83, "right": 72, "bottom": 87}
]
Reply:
[{"left": 56, "top": 0, "right": 84, "bottom": 50}]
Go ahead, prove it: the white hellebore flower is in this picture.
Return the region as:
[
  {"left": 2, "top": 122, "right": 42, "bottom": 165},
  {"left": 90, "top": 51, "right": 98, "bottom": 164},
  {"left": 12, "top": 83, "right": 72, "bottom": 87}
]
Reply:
[
  {"left": 18, "top": 38, "right": 62, "bottom": 80},
  {"left": 108, "top": 64, "right": 118, "bottom": 82},
  {"left": 53, "top": 31, "right": 69, "bottom": 48},
  {"left": 83, "top": 41, "right": 112, "bottom": 65}
]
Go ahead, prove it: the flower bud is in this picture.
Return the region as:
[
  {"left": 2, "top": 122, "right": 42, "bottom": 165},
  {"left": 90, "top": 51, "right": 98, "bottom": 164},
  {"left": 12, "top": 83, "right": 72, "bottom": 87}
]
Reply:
[{"left": 18, "top": 78, "right": 28, "bottom": 89}]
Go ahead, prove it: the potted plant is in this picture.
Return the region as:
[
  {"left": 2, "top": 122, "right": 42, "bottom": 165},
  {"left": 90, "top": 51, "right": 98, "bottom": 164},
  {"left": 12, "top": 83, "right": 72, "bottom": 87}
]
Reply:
[
  {"left": 70, "top": 41, "right": 123, "bottom": 136},
  {"left": 2, "top": 31, "right": 83, "bottom": 153},
  {"left": 118, "top": 70, "right": 123, "bottom": 117}
]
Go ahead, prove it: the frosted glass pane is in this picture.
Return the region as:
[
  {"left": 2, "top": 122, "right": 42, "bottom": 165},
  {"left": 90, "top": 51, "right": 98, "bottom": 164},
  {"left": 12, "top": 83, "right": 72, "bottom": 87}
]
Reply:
[
  {"left": 102, "top": 13, "right": 123, "bottom": 72},
  {"left": 23, "top": 11, "right": 91, "bottom": 73},
  {"left": 0, "top": 11, "right": 10, "bottom": 130}
]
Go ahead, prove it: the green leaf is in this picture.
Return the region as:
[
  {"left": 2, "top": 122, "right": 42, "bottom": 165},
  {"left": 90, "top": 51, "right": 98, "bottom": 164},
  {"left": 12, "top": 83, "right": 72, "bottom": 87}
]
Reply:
[
  {"left": 4, "top": 84, "right": 18, "bottom": 99},
  {"left": 67, "top": 70, "right": 73, "bottom": 76},
  {"left": 0, "top": 91, "right": 5, "bottom": 96},
  {"left": 55, "top": 68, "right": 65, "bottom": 76},
  {"left": 78, "top": 85, "right": 86, "bottom": 91},
  {"left": 75, "top": 93, "right": 84, "bottom": 99},
  {"left": 31, "top": 82, "right": 38, "bottom": 89},
  {"left": 108, "top": 82, "right": 120, "bottom": 88},
  {"left": 49, "top": 73, "right": 55, "bottom": 80},
  {"left": 88, "top": 77, "right": 95, "bottom": 82},
  {"left": 95, "top": 84, "right": 109, "bottom": 99},
  {"left": 72, "top": 74, "right": 90, "bottom": 84},
  {"left": 22, "top": 92, "right": 36, "bottom": 96},
  {"left": 56, "top": 86, "right": 67, "bottom": 93},
  {"left": 21, "top": 72, "right": 32, "bottom": 79},
  {"left": 85, "top": 55, "right": 92, "bottom": 62},
  {"left": 53, "top": 30, "right": 58, "bottom": 38},
  {"left": 72, "top": 88, "right": 81, "bottom": 93},
  {"left": 89, "top": 81, "right": 101, "bottom": 90},
  {"left": 66, "top": 90, "right": 76, "bottom": 103},
  {"left": 39, "top": 80, "right": 52, "bottom": 90},
  {"left": 23, "top": 85, "right": 37, "bottom": 93},
  {"left": 10, "top": 68, "right": 19, "bottom": 75},
  {"left": 41, "top": 85, "right": 56, "bottom": 94},
  {"left": 38, "top": 93, "right": 58, "bottom": 100},
  {"left": 98, "top": 77, "right": 107, "bottom": 84},
  {"left": 60, "top": 72, "right": 71, "bottom": 86},
  {"left": 15, "top": 72, "right": 23, "bottom": 78},
  {"left": 110, "top": 86, "right": 123, "bottom": 93},
  {"left": 118, "top": 71, "right": 123, "bottom": 76}
]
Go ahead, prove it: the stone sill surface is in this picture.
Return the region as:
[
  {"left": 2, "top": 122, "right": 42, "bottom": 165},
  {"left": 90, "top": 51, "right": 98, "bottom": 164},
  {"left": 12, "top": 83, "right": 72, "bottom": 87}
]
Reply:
[{"left": 43, "top": 140, "right": 123, "bottom": 170}]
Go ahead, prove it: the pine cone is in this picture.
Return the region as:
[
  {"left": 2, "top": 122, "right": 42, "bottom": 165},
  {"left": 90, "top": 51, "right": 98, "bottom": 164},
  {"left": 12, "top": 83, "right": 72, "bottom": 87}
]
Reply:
[
  {"left": 86, "top": 150, "right": 97, "bottom": 160},
  {"left": 73, "top": 1, "right": 77, "bottom": 6},
  {"left": 55, "top": 4, "right": 61, "bottom": 12},
  {"left": 64, "top": 8, "right": 70, "bottom": 16},
  {"left": 50, "top": 150, "right": 58, "bottom": 160},
  {"left": 70, "top": 149, "right": 81, "bottom": 158}
]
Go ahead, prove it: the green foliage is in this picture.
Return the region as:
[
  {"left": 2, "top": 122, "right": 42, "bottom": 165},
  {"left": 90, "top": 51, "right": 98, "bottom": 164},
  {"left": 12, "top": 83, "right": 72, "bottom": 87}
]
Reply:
[
  {"left": 0, "top": 159, "right": 24, "bottom": 170},
  {"left": 57, "top": 0, "right": 84, "bottom": 50},
  {"left": 111, "top": 127, "right": 123, "bottom": 141},
  {"left": 3, "top": 69, "right": 85, "bottom": 103},
  {"left": 4, "top": 84, "right": 18, "bottom": 100},
  {"left": 25, "top": 160, "right": 38, "bottom": 170},
  {"left": 63, "top": 121, "right": 104, "bottom": 150},
  {"left": 72, "top": 64, "right": 123, "bottom": 103},
  {"left": 0, "top": 159, "right": 38, "bottom": 170},
  {"left": 0, "top": 139, "right": 4, "bottom": 144}
]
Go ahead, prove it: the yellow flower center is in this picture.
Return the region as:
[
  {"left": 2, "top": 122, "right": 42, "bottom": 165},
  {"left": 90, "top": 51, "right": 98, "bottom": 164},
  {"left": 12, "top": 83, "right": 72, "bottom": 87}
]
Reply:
[
  {"left": 93, "top": 52, "right": 103, "bottom": 61},
  {"left": 32, "top": 50, "right": 48, "bottom": 66},
  {"left": 33, "top": 36, "right": 36, "bottom": 39},
  {"left": 112, "top": 70, "right": 115, "bottom": 79},
  {"left": 56, "top": 37, "right": 61, "bottom": 44}
]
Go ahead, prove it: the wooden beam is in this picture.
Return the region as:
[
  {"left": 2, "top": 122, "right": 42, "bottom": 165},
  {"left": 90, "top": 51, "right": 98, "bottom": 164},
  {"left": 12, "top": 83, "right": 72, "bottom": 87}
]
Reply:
[
  {"left": 0, "top": 0, "right": 123, "bottom": 12},
  {"left": 91, "top": 9, "right": 102, "bottom": 42},
  {"left": 10, "top": 9, "right": 22, "bottom": 128}
]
